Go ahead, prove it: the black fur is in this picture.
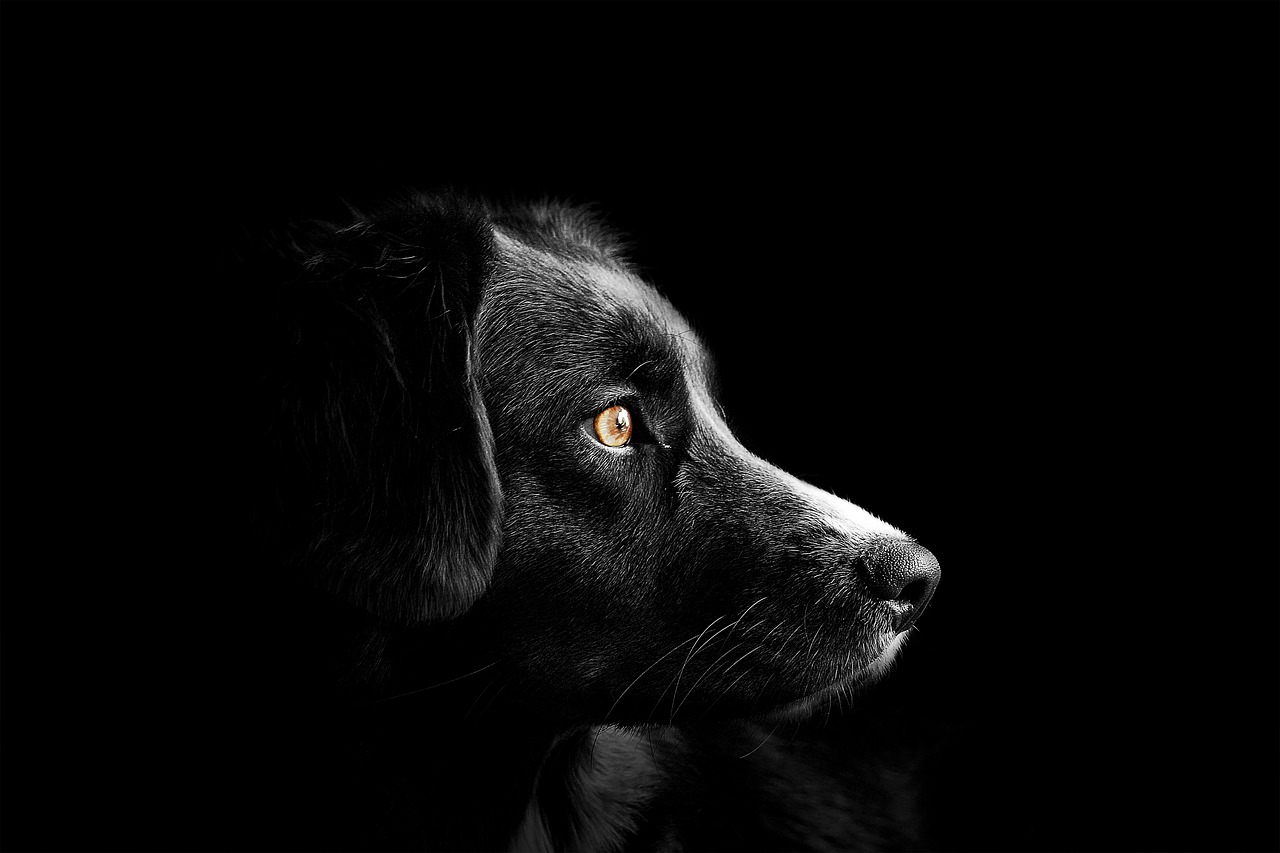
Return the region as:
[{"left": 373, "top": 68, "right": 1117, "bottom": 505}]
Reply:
[
  {"left": 260, "top": 195, "right": 501, "bottom": 622},
  {"left": 242, "top": 191, "right": 940, "bottom": 851}
]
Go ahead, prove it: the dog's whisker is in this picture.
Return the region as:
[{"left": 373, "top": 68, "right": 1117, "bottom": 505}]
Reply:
[
  {"left": 367, "top": 660, "right": 500, "bottom": 704},
  {"left": 720, "top": 641, "right": 770, "bottom": 678},
  {"left": 738, "top": 719, "right": 784, "bottom": 759},
  {"left": 669, "top": 638, "right": 754, "bottom": 720},
  {"left": 649, "top": 614, "right": 735, "bottom": 725},
  {"left": 473, "top": 681, "right": 508, "bottom": 723},
  {"left": 746, "top": 623, "right": 810, "bottom": 715},
  {"left": 600, "top": 631, "right": 703, "bottom": 727},
  {"left": 692, "top": 614, "right": 747, "bottom": 659},
  {"left": 784, "top": 618, "right": 821, "bottom": 676},
  {"left": 596, "top": 626, "right": 722, "bottom": 751},
  {"left": 786, "top": 719, "right": 804, "bottom": 746},
  {"left": 749, "top": 671, "right": 782, "bottom": 715},
  {"left": 692, "top": 623, "right": 784, "bottom": 725},
  {"left": 693, "top": 664, "right": 759, "bottom": 726},
  {"left": 723, "top": 596, "right": 769, "bottom": 645},
  {"left": 703, "top": 634, "right": 755, "bottom": 675},
  {"left": 768, "top": 622, "right": 808, "bottom": 666},
  {"left": 789, "top": 605, "right": 819, "bottom": 679},
  {"left": 462, "top": 677, "right": 500, "bottom": 721},
  {"left": 671, "top": 634, "right": 781, "bottom": 722},
  {"left": 669, "top": 615, "right": 730, "bottom": 722},
  {"left": 804, "top": 612, "right": 822, "bottom": 666},
  {"left": 646, "top": 671, "right": 684, "bottom": 727}
]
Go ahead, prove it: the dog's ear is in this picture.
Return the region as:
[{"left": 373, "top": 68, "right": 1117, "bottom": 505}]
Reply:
[{"left": 262, "top": 193, "right": 501, "bottom": 623}]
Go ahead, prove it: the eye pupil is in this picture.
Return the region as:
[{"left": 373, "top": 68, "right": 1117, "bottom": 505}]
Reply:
[{"left": 594, "top": 405, "right": 634, "bottom": 447}]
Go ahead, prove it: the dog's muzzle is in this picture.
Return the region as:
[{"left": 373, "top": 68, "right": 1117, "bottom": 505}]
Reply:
[{"left": 856, "top": 539, "right": 941, "bottom": 633}]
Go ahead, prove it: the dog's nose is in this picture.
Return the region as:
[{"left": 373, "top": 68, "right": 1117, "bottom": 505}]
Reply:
[{"left": 858, "top": 540, "right": 940, "bottom": 633}]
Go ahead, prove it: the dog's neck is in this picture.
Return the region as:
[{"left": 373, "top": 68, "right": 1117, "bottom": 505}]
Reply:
[
  {"left": 252, "top": 604, "right": 654, "bottom": 850},
  {"left": 361, "top": 709, "right": 566, "bottom": 850},
  {"left": 236, "top": 587, "right": 695, "bottom": 851},
  {"left": 341, "top": 701, "right": 678, "bottom": 850}
]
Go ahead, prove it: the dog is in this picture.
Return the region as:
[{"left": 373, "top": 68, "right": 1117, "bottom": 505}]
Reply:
[{"left": 241, "top": 191, "right": 940, "bottom": 851}]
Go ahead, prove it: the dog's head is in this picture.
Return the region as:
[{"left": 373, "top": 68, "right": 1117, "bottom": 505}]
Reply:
[{"left": 262, "top": 192, "right": 938, "bottom": 726}]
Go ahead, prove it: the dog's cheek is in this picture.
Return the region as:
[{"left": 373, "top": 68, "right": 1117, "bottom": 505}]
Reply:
[{"left": 480, "top": 491, "right": 672, "bottom": 695}]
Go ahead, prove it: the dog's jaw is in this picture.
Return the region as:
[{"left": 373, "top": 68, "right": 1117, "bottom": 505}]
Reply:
[{"left": 761, "top": 631, "right": 910, "bottom": 723}]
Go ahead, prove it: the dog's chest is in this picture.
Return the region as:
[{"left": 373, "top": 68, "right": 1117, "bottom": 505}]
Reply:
[{"left": 509, "top": 727, "right": 679, "bottom": 852}]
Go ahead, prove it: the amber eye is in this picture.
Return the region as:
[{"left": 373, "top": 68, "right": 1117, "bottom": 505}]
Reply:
[{"left": 593, "top": 405, "right": 633, "bottom": 447}]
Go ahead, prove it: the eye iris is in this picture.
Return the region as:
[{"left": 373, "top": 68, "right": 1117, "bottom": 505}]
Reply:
[{"left": 594, "top": 405, "right": 633, "bottom": 447}]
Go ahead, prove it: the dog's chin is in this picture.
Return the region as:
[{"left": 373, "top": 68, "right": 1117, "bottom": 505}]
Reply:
[{"left": 758, "top": 632, "right": 909, "bottom": 724}]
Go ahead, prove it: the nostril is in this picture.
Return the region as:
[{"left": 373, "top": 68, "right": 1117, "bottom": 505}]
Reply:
[
  {"left": 856, "top": 539, "right": 941, "bottom": 632},
  {"left": 898, "top": 577, "right": 931, "bottom": 609}
]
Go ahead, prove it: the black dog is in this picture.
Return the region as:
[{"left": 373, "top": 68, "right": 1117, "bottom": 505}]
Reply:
[{"left": 240, "top": 192, "right": 940, "bottom": 851}]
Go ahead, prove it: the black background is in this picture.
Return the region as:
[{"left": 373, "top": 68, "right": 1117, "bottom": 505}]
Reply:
[{"left": 2, "top": 3, "right": 1277, "bottom": 852}]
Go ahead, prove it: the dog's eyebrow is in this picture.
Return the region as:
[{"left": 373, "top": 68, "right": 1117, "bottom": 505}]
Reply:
[
  {"left": 608, "top": 325, "right": 684, "bottom": 389},
  {"left": 624, "top": 359, "right": 658, "bottom": 382},
  {"left": 617, "top": 317, "right": 722, "bottom": 398}
]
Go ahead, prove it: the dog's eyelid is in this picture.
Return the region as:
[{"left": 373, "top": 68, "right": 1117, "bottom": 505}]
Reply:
[{"left": 581, "top": 387, "right": 638, "bottom": 421}]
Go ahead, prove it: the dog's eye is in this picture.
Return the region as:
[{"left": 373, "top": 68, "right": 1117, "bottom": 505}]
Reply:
[{"left": 593, "top": 405, "right": 633, "bottom": 447}]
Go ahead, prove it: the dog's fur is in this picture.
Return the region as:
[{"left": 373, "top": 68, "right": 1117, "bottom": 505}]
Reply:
[{"left": 240, "top": 192, "right": 939, "bottom": 851}]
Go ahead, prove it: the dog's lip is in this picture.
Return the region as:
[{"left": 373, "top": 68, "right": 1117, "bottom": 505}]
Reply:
[
  {"left": 832, "top": 632, "right": 908, "bottom": 689},
  {"left": 759, "top": 633, "right": 907, "bottom": 721}
]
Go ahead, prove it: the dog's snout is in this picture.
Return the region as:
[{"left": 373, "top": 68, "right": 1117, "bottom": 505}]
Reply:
[{"left": 858, "top": 540, "right": 940, "bottom": 633}]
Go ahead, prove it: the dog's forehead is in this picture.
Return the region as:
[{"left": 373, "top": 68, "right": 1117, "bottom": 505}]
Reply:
[{"left": 484, "top": 230, "right": 709, "bottom": 378}]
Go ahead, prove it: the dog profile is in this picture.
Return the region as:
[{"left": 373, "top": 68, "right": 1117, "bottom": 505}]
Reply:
[{"left": 244, "top": 191, "right": 940, "bottom": 851}]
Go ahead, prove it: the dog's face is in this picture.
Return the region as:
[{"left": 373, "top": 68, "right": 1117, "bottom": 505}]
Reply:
[
  {"left": 470, "top": 228, "right": 937, "bottom": 725},
  {"left": 266, "top": 194, "right": 938, "bottom": 727}
]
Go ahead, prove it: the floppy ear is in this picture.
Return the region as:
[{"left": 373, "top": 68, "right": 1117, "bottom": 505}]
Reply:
[{"left": 264, "top": 193, "right": 501, "bottom": 623}]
